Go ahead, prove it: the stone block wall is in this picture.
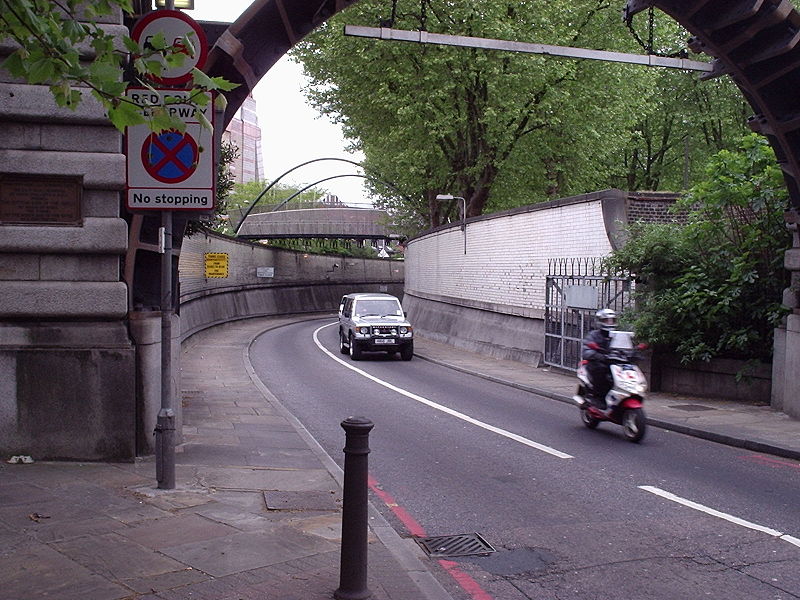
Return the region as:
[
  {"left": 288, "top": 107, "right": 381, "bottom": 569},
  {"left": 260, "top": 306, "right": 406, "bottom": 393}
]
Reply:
[{"left": 0, "top": 8, "right": 136, "bottom": 460}]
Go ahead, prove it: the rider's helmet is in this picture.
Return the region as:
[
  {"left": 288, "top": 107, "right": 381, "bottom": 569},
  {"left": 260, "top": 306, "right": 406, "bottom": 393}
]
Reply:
[{"left": 595, "top": 308, "right": 618, "bottom": 331}]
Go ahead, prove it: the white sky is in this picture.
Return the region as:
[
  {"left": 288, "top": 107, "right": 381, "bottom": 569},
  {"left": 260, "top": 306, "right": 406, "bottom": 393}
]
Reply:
[{"left": 186, "top": 0, "right": 369, "bottom": 206}]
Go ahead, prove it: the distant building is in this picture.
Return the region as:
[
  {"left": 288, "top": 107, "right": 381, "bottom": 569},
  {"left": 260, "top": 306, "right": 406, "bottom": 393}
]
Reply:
[{"left": 223, "top": 94, "right": 264, "bottom": 184}]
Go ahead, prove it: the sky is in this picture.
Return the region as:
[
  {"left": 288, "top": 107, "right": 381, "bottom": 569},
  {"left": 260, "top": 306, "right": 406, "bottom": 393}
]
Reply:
[{"left": 186, "top": 0, "right": 369, "bottom": 206}]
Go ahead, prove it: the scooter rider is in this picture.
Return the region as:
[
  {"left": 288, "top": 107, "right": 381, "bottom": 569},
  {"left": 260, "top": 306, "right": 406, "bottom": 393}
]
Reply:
[{"left": 581, "top": 308, "right": 618, "bottom": 408}]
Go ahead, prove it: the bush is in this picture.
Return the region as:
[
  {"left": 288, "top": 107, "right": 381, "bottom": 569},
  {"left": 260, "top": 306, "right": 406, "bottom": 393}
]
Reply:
[{"left": 607, "top": 134, "right": 791, "bottom": 362}]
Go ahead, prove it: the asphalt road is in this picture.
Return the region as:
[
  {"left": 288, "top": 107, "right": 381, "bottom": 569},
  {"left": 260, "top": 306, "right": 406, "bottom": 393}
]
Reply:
[{"left": 250, "top": 318, "right": 800, "bottom": 600}]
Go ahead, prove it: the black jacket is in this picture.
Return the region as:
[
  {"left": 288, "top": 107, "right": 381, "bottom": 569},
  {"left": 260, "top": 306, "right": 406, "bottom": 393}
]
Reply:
[{"left": 581, "top": 328, "right": 611, "bottom": 361}]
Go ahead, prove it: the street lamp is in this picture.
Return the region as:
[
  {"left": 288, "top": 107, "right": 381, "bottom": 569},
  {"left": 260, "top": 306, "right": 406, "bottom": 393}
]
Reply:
[{"left": 435, "top": 193, "right": 467, "bottom": 253}]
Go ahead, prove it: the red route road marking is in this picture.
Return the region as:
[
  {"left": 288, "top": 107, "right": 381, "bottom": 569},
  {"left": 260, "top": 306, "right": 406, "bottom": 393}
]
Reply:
[
  {"left": 742, "top": 454, "right": 800, "bottom": 470},
  {"left": 368, "top": 475, "right": 494, "bottom": 600}
]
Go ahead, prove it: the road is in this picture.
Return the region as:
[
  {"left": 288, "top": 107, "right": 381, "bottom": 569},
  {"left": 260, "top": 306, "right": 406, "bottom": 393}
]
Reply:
[{"left": 250, "top": 317, "right": 800, "bottom": 600}]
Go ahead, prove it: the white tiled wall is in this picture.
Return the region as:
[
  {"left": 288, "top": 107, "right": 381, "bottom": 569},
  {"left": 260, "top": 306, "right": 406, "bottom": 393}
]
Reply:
[{"left": 406, "top": 198, "right": 612, "bottom": 313}]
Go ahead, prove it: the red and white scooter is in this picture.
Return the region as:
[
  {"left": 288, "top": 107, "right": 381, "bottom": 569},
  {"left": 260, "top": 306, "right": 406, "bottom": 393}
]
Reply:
[{"left": 574, "top": 331, "right": 648, "bottom": 443}]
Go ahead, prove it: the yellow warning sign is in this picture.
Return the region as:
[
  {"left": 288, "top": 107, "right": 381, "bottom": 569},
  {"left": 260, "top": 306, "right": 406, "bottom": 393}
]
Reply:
[{"left": 204, "top": 253, "right": 229, "bottom": 278}]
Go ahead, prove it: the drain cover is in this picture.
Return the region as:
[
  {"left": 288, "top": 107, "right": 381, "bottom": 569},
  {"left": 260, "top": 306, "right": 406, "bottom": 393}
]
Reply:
[
  {"left": 415, "top": 533, "right": 495, "bottom": 557},
  {"left": 669, "top": 404, "right": 716, "bottom": 412}
]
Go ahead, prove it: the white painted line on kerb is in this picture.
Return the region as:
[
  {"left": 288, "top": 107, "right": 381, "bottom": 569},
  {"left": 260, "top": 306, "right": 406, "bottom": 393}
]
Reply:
[
  {"left": 314, "top": 323, "right": 573, "bottom": 459},
  {"left": 639, "top": 486, "right": 800, "bottom": 548}
]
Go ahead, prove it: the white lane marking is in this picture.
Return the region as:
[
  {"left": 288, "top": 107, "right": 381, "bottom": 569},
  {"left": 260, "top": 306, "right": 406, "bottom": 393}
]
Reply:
[
  {"left": 639, "top": 486, "right": 799, "bottom": 547},
  {"left": 314, "top": 323, "right": 573, "bottom": 459}
]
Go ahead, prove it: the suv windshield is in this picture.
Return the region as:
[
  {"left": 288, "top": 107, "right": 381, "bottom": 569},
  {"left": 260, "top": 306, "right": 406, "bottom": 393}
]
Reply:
[{"left": 355, "top": 299, "right": 403, "bottom": 317}]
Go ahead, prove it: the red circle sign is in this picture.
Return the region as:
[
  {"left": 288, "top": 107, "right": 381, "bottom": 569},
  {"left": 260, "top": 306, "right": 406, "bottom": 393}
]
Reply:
[{"left": 130, "top": 10, "right": 208, "bottom": 86}]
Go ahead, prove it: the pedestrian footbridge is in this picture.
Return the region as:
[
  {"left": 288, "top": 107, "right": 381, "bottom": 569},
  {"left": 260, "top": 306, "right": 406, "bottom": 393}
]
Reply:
[{"left": 236, "top": 207, "right": 399, "bottom": 241}]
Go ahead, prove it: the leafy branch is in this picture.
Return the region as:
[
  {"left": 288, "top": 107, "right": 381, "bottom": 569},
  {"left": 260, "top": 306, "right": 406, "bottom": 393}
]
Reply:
[{"left": 0, "top": 0, "right": 237, "bottom": 132}]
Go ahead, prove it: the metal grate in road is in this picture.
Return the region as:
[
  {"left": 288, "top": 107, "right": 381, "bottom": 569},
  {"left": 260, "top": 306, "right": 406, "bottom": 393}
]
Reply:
[{"left": 415, "top": 533, "right": 495, "bottom": 557}]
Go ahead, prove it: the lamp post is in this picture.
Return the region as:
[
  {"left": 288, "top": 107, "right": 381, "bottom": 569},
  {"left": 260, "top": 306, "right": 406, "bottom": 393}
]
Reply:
[{"left": 435, "top": 193, "right": 467, "bottom": 254}]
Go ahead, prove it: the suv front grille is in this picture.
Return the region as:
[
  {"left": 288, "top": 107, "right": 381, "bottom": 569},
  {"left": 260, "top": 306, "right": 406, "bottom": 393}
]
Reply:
[{"left": 372, "top": 326, "right": 397, "bottom": 336}]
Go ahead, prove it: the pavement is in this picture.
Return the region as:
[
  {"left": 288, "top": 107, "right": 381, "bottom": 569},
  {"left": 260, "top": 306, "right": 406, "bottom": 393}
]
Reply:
[{"left": 2, "top": 314, "right": 799, "bottom": 600}]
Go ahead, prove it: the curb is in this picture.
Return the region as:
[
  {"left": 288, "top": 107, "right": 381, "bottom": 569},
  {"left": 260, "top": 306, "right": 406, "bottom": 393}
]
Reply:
[{"left": 244, "top": 320, "right": 457, "bottom": 600}]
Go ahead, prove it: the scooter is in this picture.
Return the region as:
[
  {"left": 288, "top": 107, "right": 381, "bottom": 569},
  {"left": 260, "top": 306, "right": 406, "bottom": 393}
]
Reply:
[{"left": 573, "top": 331, "right": 648, "bottom": 443}]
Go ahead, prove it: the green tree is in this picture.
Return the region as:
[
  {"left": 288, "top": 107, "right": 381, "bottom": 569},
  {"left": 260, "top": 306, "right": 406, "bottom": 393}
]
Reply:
[
  {"left": 0, "top": 0, "right": 235, "bottom": 131},
  {"left": 294, "top": 0, "right": 662, "bottom": 231},
  {"left": 606, "top": 134, "right": 791, "bottom": 363},
  {"left": 611, "top": 71, "right": 750, "bottom": 192}
]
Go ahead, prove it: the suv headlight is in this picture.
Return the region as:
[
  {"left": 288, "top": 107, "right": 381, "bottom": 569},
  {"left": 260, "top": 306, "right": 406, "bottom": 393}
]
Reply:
[
  {"left": 357, "top": 326, "right": 370, "bottom": 334},
  {"left": 399, "top": 326, "right": 408, "bottom": 334}
]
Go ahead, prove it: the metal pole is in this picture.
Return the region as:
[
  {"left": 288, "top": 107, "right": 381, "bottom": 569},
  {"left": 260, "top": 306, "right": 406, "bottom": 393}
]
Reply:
[
  {"left": 335, "top": 417, "right": 374, "bottom": 600},
  {"left": 156, "top": 210, "right": 175, "bottom": 489},
  {"left": 460, "top": 196, "right": 466, "bottom": 254},
  {"left": 343, "top": 25, "right": 713, "bottom": 72}
]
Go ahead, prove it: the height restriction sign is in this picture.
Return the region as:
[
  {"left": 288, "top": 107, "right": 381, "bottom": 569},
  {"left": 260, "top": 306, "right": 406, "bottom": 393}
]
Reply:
[{"left": 125, "top": 88, "right": 215, "bottom": 211}]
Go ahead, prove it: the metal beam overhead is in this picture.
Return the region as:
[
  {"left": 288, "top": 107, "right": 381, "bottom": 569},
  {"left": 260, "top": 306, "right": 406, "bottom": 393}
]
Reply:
[{"left": 343, "top": 25, "right": 713, "bottom": 73}]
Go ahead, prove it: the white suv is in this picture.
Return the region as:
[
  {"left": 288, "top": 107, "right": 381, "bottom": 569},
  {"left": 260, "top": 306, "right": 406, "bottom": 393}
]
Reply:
[{"left": 338, "top": 293, "right": 414, "bottom": 361}]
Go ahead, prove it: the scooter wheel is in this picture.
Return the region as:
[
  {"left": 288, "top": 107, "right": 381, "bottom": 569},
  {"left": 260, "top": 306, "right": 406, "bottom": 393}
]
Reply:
[
  {"left": 581, "top": 408, "right": 600, "bottom": 429},
  {"left": 622, "top": 408, "right": 646, "bottom": 443}
]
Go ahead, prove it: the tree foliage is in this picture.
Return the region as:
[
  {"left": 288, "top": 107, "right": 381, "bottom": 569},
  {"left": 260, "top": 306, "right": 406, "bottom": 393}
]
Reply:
[
  {"left": 606, "top": 134, "right": 791, "bottom": 363},
  {"left": 293, "top": 0, "right": 749, "bottom": 233},
  {"left": 0, "top": 0, "right": 236, "bottom": 132}
]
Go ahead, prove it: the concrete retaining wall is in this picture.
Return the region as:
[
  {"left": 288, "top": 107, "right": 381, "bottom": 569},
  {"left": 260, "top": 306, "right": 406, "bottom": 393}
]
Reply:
[
  {"left": 178, "top": 229, "right": 405, "bottom": 338},
  {"left": 653, "top": 356, "right": 772, "bottom": 404}
]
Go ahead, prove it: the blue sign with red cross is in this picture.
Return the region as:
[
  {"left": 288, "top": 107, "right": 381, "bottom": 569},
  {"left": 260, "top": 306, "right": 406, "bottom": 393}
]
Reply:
[{"left": 141, "top": 131, "right": 199, "bottom": 184}]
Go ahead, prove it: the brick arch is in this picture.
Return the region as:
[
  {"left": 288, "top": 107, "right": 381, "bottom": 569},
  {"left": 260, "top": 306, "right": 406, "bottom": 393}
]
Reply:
[{"left": 625, "top": 0, "right": 800, "bottom": 210}]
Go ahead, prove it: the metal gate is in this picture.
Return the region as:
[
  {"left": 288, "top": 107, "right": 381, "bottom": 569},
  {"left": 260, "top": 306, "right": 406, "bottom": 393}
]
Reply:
[{"left": 544, "top": 257, "right": 634, "bottom": 371}]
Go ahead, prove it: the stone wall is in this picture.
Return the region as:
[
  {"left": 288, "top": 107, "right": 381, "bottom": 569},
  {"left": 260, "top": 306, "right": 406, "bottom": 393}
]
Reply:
[
  {"left": 0, "top": 7, "right": 136, "bottom": 460},
  {"left": 626, "top": 191, "right": 686, "bottom": 224}
]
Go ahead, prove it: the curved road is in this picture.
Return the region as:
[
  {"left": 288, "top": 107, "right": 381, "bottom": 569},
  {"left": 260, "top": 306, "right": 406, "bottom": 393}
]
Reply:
[{"left": 250, "top": 318, "right": 800, "bottom": 600}]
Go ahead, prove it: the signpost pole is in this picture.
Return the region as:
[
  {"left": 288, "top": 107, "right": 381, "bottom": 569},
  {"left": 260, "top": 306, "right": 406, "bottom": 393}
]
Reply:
[
  {"left": 156, "top": 0, "right": 177, "bottom": 492},
  {"left": 156, "top": 209, "right": 176, "bottom": 489}
]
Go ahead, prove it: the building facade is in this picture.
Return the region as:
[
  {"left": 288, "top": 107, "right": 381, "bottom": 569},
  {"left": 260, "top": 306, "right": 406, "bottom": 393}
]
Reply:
[{"left": 223, "top": 94, "right": 264, "bottom": 184}]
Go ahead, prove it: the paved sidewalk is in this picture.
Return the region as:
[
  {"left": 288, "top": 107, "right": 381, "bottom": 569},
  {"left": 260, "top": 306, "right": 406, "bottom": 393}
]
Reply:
[
  {"left": 0, "top": 317, "right": 454, "bottom": 600},
  {"left": 2, "top": 315, "right": 799, "bottom": 600}
]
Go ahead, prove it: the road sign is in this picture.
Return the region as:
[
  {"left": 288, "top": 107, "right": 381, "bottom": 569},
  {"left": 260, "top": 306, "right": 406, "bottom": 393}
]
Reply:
[
  {"left": 125, "top": 88, "right": 215, "bottom": 211},
  {"left": 204, "top": 253, "right": 229, "bottom": 278},
  {"left": 141, "top": 130, "right": 199, "bottom": 183},
  {"left": 130, "top": 9, "right": 208, "bottom": 86}
]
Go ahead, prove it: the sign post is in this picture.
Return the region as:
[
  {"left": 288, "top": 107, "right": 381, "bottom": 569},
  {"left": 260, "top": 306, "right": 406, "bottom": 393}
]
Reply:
[{"left": 129, "top": 7, "right": 210, "bottom": 490}]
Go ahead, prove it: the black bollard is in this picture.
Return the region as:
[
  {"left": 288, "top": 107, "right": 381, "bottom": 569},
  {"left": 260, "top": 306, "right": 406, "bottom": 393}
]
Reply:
[
  {"left": 334, "top": 417, "right": 374, "bottom": 600},
  {"left": 155, "top": 408, "right": 175, "bottom": 490}
]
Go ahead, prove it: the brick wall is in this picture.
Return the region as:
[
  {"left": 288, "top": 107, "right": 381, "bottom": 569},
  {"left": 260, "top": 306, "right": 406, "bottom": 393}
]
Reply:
[{"left": 626, "top": 191, "right": 686, "bottom": 224}]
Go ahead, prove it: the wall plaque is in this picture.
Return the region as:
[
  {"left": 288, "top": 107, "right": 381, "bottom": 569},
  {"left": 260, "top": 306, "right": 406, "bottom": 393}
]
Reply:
[{"left": 0, "top": 174, "right": 83, "bottom": 226}]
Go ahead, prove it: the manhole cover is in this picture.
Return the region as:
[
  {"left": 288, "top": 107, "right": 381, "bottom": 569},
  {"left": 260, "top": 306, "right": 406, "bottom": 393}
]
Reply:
[
  {"left": 669, "top": 404, "right": 716, "bottom": 412},
  {"left": 415, "top": 533, "right": 495, "bottom": 557}
]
